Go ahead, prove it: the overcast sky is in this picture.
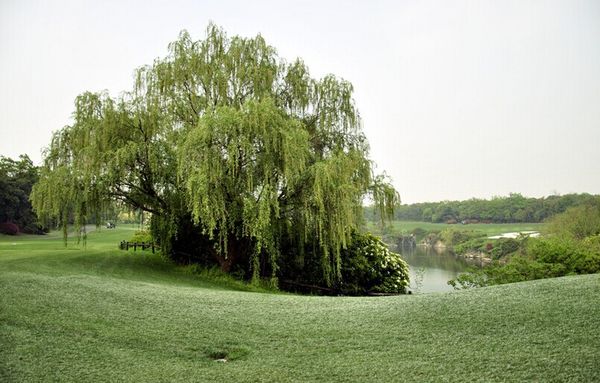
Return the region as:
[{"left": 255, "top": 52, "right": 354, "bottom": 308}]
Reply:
[{"left": 1, "top": 0, "right": 599, "bottom": 203}]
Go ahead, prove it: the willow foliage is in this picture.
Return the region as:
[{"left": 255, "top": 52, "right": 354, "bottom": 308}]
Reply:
[{"left": 32, "top": 24, "right": 399, "bottom": 285}]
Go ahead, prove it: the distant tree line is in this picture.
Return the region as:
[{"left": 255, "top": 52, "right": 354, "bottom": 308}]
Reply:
[
  {"left": 0, "top": 155, "right": 44, "bottom": 234},
  {"left": 365, "top": 193, "right": 599, "bottom": 223}
]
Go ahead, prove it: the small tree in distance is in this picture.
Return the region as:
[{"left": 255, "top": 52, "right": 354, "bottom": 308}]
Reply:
[
  {"left": 31, "top": 24, "right": 401, "bottom": 289},
  {"left": 0, "top": 154, "right": 43, "bottom": 234}
]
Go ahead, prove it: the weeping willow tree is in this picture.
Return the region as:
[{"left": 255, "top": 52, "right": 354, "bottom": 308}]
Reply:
[{"left": 31, "top": 24, "right": 399, "bottom": 287}]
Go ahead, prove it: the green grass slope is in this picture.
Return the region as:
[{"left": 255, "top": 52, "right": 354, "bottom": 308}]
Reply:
[{"left": 1, "top": 228, "right": 599, "bottom": 382}]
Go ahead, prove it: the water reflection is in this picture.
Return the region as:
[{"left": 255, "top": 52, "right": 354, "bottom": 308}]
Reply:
[{"left": 395, "top": 245, "right": 472, "bottom": 294}]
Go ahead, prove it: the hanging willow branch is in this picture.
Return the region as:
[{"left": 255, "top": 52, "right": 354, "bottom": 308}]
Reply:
[{"left": 31, "top": 23, "right": 399, "bottom": 285}]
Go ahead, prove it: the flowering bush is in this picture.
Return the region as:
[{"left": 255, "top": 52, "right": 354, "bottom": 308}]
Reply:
[{"left": 340, "top": 232, "right": 410, "bottom": 294}]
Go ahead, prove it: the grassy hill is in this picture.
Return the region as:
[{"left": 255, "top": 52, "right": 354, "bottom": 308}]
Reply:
[{"left": 1, "top": 227, "right": 599, "bottom": 382}]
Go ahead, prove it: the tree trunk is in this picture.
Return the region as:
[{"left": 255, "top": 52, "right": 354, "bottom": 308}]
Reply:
[{"left": 213, "top": 235, "right": 251, "bottom": 274}]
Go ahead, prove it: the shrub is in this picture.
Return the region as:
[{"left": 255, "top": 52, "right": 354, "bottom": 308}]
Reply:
[
  {"left": 449, "top": 236, "right": 600, "bottom": 289},
  {"left": 448, "top": 269, "right": 488, "bottom": 289},
  {"left": 0, "top": 222, "right": 19, "bottom": 235},
  {"left": 340, "top": 232, "right": 410, "bottom": 295},
  {"left": 453, "top": 237, "right": 488, "bottom": 255},
  {"left": 129, "top": 231, "right": 153, "bottom": 243},
  {"left": 527, "top": 236, "right": 600, "bottom": 274},
  {"left": 582, "top": 234, "right": 600, "bottom": 253},
  {"left": 545, "top": 202, "right": 600, "bottom": 240},
  {"left": 489, "top": 238, "right": 522, "bottom": 259},
  {"left": 439, "top": 228, "right": 485, "bottom": 247}
]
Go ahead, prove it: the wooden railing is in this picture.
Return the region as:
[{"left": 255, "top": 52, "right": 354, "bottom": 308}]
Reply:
[{"left": 119, "top": 241, "right": 156, "bottom": 253}]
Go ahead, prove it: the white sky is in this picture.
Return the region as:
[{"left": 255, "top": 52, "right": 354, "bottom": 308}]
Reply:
[{"left": 1, "top": 0, "right": 599, "bottom": 203}]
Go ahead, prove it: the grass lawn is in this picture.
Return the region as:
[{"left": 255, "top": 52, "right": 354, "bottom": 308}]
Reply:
[
  {"left": 1, "top": 227, "right": 599, "bottom": 382},
  {"left": 365, "top": 220, "right": 544, "bottom": 237}
]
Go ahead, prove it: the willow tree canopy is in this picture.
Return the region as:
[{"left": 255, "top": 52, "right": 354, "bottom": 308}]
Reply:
[{"left": 32, "top": 24, "right": 399, "bottom": 285}]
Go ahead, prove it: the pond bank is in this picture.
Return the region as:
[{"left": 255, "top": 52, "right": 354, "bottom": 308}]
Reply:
[
  {"left": 391, "top": 244, "right": 472, "bottom": 293},
  {"left": 416, "top": 242, "right": 492, "bottom": 266}
]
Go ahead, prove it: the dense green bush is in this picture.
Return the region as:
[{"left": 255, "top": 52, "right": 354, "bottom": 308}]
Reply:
[
  {"left": 0, "top": 155, "right": 43, "bottom": 234},
  {"left": 583, "top": 234, "right": 600, "bottom": 253},
  {"left": 527, "top": 236, "right": 600, "bottom": 274},
  {"left": 545, "top": 202, "right": 600, "bottom": 240},
  {"left": 415, "top": 228, "right": 488, "bottom": 252},
  {"left": 439, "top": 228, "right": 486, "bottom": 247},
  {"left": 340, "top": 232, "right": 410, "bottom": 295},
  {"left": 452, "top": 237, "right": 523, "bottom": 259},
  {"left": 489, "top": 238, "right": 522, "bottom": 259},
  {"left": 129, "top": 231, "right": 153, "bottom": 243},
  {"left": 449, "top": 236, "right": 600, "bottom": 289},
  {"left": 453, "top": 237, "right": 489, "bottom": 255}
]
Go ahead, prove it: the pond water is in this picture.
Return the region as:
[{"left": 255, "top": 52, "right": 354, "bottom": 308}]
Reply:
[{"left": 395, "top": 245, "right": 474, "bottom": 294}]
